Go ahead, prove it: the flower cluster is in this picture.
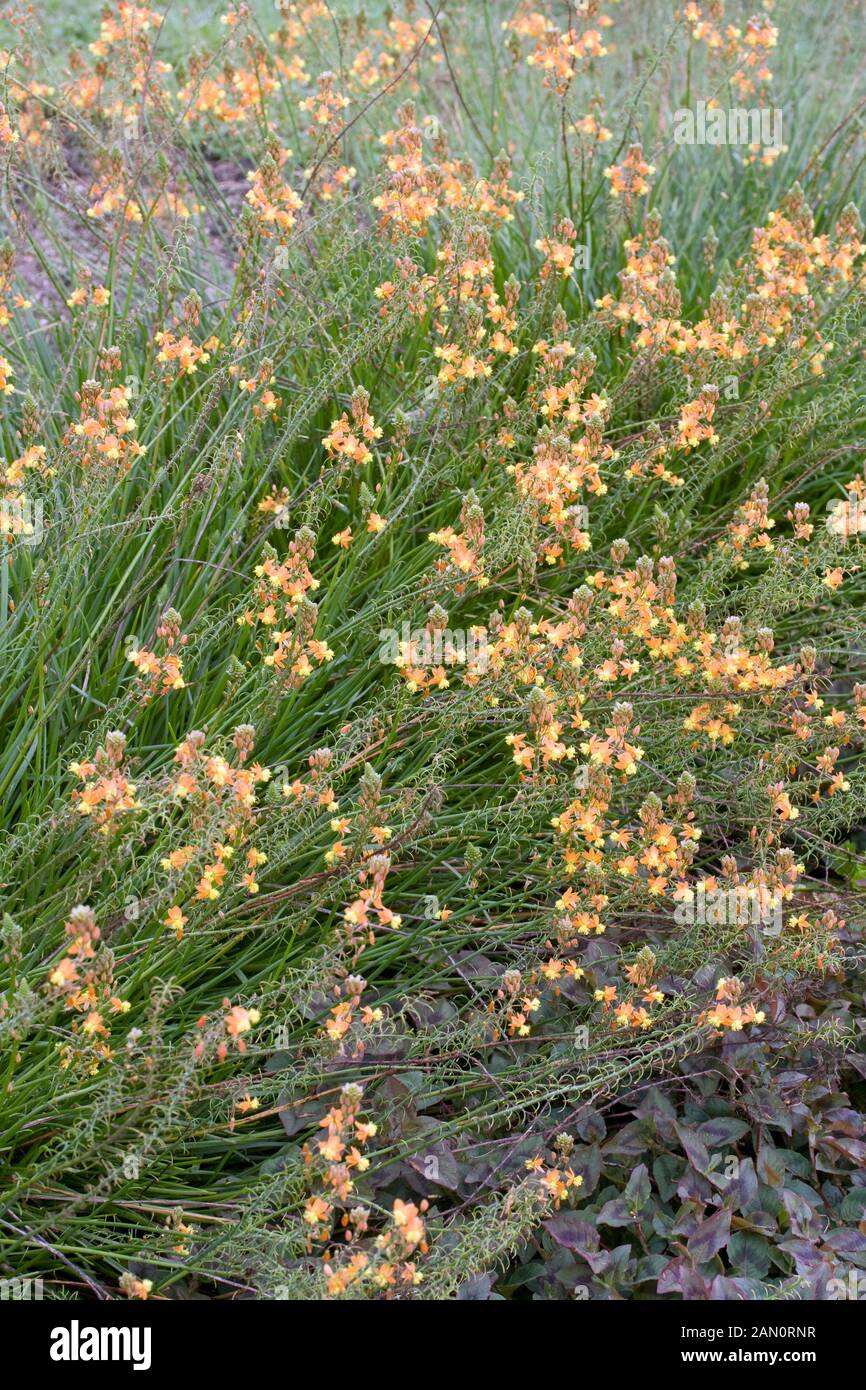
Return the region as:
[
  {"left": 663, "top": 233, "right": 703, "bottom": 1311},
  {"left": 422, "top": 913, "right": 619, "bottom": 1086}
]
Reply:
[
  {"left": 506, "top": 6, "right": 613, "bottom": 95},
  {"left": 239, "top": 528, "right": 333, "bottom": 685},
  {"left": 65, "top": 377, "right": 144, "bottom": 473},
  {"left": 126, "top": 610, "right": 187, "bottom": 701},
  {"left": 47, "top": 906, "right": 130, "bottom": 1073},
  {"left": 323, "top": 387, "right": 382, "bottom": 467},
  {"left": 69, "top": 731, "right": 139, "bottom": 831}
]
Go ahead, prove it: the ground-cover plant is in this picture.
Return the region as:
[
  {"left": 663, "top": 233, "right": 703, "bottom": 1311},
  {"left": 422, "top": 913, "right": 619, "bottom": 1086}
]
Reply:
[{"left": 0, "top": 0, "right": 864, "bottom": 1301}]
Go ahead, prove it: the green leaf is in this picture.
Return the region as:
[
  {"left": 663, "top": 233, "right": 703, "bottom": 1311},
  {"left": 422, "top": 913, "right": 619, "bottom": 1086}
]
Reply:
[
  {"left": 728, "top": 1231, "right": 772, "bottom": 1279},
  {"left": 687, "top": 1207, "right": 731, "bottom": 1264},
  {"left": 624, "top": 1162, "right": 652, "bottom": 1212},
  {"left": 697, "top": 1117, "right": 750, "bottom": 1147}
]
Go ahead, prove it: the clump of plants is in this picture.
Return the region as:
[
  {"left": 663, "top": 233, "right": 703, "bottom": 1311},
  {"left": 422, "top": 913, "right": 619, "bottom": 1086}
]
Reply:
[{"left": 0, "top": 0, "right": 864, "bottom": 1300}]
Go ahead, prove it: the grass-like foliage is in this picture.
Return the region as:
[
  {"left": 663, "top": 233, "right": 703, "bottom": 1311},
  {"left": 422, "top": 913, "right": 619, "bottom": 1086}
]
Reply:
[{"left": 0, "top": 0, "right": 865, "bottom": 1301}]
